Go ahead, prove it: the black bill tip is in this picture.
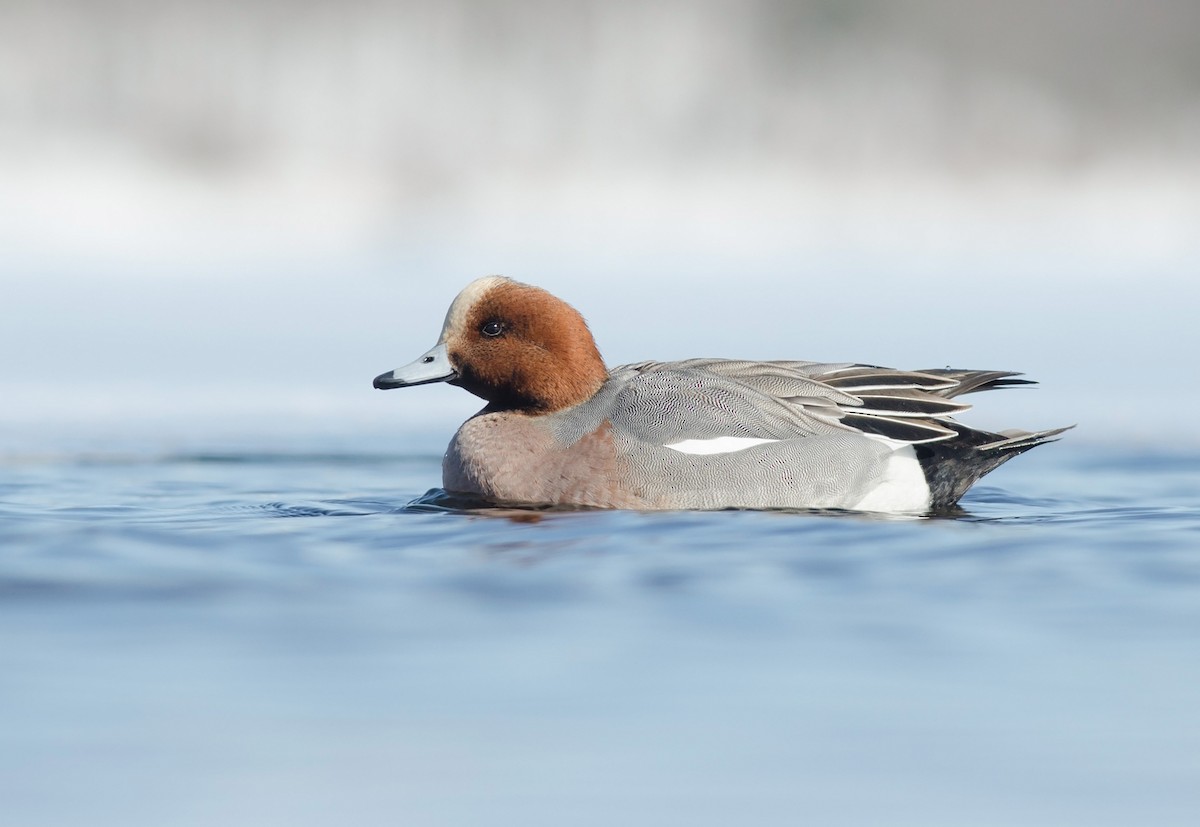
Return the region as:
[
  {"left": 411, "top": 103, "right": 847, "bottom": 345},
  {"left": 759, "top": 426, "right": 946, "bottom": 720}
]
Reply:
[{"left": 373, "top": 371, "right": 400, "bottom": 390}]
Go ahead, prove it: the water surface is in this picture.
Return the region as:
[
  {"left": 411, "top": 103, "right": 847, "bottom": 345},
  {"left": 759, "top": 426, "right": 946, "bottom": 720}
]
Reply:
[{"left": 2, "top": 434, "right": 1198, "bottom": 826}]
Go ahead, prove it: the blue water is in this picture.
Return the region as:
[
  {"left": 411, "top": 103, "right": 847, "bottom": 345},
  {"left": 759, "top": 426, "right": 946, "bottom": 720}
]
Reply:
[{"left": 2, "top": 431, "right": 1198, "bottom": 826}]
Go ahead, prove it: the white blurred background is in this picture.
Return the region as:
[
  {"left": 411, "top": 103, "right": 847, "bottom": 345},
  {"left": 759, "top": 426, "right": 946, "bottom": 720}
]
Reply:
[{"left": 3, "top": 0, "right": 1198, "bottom": 445}]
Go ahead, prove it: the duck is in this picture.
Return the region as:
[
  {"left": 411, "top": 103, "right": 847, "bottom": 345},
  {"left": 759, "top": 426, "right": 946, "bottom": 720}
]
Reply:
[{"left": 373, "top": 276, "right": 1068, "bottom": 514}]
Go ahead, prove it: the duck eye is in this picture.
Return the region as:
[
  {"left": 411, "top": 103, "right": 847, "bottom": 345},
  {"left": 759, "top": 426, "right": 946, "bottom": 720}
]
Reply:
[{"left": 480, "top": 320, "right": 505, "bottom": 338}]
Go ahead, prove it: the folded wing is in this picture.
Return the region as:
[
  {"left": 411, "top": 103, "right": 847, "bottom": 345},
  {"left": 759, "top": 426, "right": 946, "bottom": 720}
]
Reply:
[{"left": 610, "top": 358, "right": 1042, "bottom": 446}]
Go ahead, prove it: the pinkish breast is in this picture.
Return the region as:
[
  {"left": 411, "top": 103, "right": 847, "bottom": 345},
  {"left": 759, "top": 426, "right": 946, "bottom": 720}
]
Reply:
[{"left": 443, "top": 414, "right": 649, "bottom": 509}]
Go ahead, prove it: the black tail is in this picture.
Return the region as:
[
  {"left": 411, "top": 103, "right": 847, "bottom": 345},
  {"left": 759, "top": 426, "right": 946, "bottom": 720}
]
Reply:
[{"left": 915, "top": 423, "right": 1073, "bottom": 510}]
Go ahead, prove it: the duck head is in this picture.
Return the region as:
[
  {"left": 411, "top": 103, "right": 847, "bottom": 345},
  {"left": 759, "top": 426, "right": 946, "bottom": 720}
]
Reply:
[{"left": 373, "top": 276, "right": 608, "bottom": 412}]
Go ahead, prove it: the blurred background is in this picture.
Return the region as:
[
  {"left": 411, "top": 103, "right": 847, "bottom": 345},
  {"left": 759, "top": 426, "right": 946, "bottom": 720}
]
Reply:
[{"left": 3, "top": 0, "right": 1199, "bottom": 447}]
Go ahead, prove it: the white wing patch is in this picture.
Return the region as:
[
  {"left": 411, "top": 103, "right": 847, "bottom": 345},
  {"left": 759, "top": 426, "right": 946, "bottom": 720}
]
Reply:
[{"left": 664, "top": 437, "right": 780, "bottom": 455}]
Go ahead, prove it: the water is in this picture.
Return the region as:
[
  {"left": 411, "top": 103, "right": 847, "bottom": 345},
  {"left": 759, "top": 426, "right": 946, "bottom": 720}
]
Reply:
[{"left": 2, "top": 430, "right": 1198, "bottom": 826}]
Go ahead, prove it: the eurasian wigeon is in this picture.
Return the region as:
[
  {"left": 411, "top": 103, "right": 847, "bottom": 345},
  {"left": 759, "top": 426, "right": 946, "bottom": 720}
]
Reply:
[{"left": 373, "top": 276, "right": 1068, "bottom": 513}]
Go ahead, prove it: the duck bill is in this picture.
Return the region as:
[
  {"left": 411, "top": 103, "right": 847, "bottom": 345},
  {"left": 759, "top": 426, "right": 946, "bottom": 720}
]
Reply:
[{"left": 373, "top": 342, "right": 457, "bottom": 389}]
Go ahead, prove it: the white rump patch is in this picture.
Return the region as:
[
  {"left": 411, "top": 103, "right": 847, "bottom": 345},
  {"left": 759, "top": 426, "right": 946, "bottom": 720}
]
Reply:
[
  {"left": 851, "top": 443, "right": 932, "bottom": 513},
  {"left": 664, "top": 437, "right": 780, "bottom": 455}
]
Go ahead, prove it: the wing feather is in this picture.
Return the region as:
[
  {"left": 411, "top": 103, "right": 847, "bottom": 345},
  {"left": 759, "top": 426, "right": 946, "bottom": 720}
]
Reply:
[{"left": 610, "top": 359, "right": 1038, "bottom": 447}]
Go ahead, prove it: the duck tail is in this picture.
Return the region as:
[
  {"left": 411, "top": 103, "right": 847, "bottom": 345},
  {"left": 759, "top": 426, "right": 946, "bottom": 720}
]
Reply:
[
  {"left": 915, "top": 424, "right": 1074, "bottom": 511},
  {"left": 976, "top": 425, "right": 1074, "bottom": 452}
]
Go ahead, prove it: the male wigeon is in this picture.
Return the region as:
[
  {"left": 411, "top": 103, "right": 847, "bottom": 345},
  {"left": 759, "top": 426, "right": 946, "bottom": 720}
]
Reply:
[{"left": 374, "top": 276, "right": 1068, "bottom": 513}]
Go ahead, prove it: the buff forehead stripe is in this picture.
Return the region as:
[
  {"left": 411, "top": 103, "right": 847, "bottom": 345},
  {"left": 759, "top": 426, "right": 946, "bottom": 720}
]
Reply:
[{"left": 439, "top": 276, "right": 510, "bottom": 341}]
